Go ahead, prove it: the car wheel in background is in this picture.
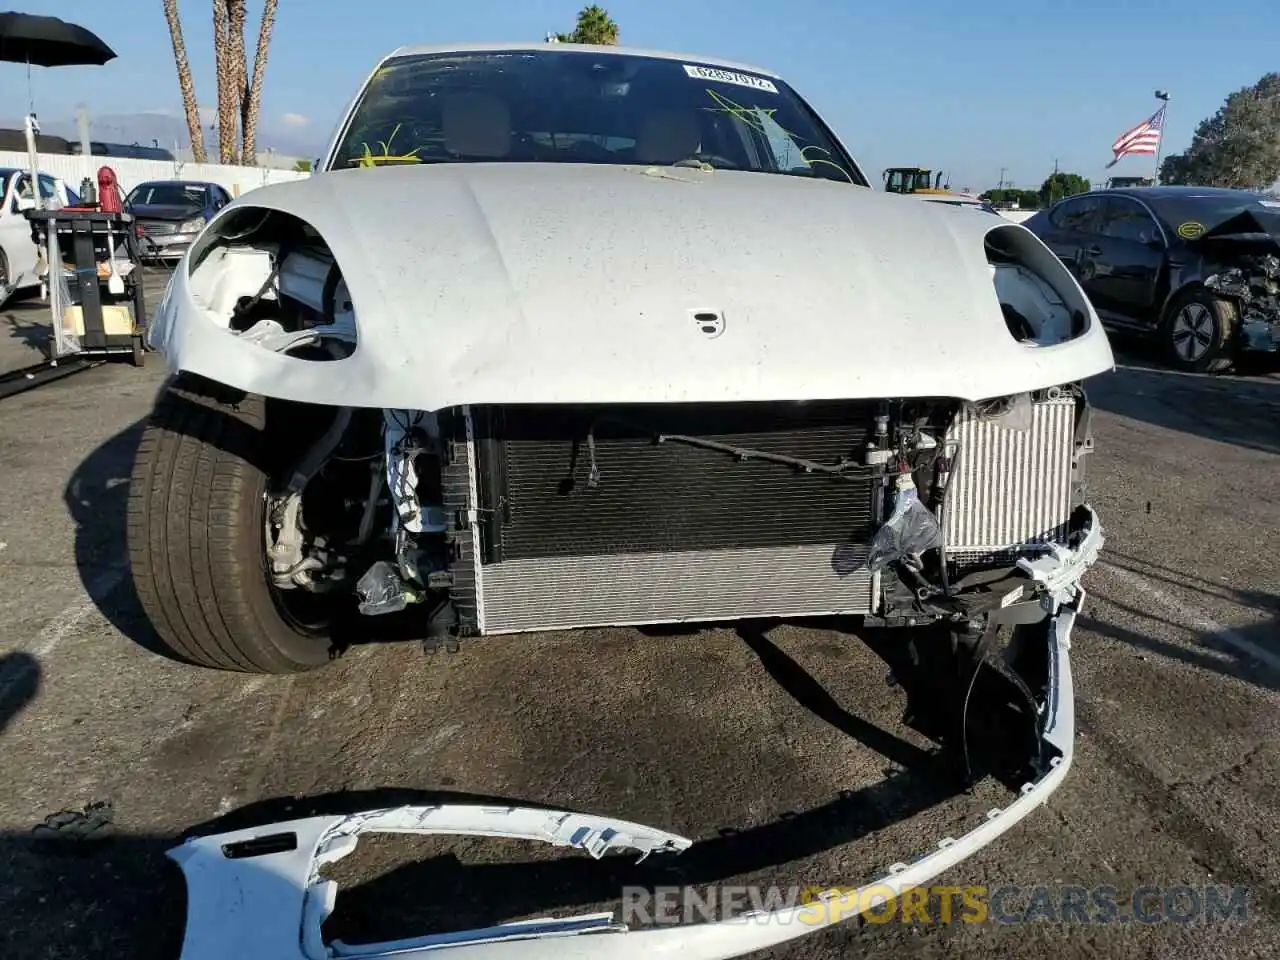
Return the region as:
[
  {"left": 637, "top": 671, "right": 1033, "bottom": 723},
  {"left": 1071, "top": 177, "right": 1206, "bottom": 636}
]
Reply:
[{"left": 1161, "top": 287, "right": 1238, "bottom": 373}]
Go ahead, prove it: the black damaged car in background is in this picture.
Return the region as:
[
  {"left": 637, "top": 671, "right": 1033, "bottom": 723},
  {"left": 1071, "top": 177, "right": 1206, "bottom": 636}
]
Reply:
[{"left": 1023, "top": 186, "right": 1280, "bottom": 372}]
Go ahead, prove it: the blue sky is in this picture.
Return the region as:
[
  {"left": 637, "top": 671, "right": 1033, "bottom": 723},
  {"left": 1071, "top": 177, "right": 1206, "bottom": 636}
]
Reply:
[{"left": 15, "top": 0, "right": 1278, "bottom": 190}]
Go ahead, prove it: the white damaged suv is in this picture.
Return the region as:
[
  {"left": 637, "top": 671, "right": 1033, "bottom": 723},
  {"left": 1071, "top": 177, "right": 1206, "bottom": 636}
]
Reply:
[
  {"left": 137, "top": 42, "right": 1113, "bottom": 671},
  {"left": 136, "top": 40, "right": 1111, "bottom": 672},
  {"left": 138, "top": 41, "right": 1114, "bottom": 960}
]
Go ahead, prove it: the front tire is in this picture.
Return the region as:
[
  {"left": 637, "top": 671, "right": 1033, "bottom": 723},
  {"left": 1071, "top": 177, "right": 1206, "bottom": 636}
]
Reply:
[
  {"left": 1161, "top": 287, "right": 1238, "bottom": 373},
  {"left": 126, "top": 375, "right": 335, "bottom": 673}
]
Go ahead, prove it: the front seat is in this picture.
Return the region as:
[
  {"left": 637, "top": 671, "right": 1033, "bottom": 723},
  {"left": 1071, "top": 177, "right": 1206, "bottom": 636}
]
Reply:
[
  {"left": 634, "top": 108, "right": 701, "bottom": 164},
  {"left": 441, "top": 92, "right": 512, "bottom": 158}
]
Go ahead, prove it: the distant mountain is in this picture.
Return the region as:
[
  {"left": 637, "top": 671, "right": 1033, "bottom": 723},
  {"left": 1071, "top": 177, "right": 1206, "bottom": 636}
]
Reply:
[{"left": 0, "top": 111, "right": 322, "bottom": 161}]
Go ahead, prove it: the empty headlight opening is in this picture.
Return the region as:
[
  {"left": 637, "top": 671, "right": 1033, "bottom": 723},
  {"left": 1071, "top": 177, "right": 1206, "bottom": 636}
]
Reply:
[
  {"left": 986, "top": 225, "right": 1090, "bottom": 347},
  {"left": 187, "top": 207, "right": 358, "bottom": 360}
]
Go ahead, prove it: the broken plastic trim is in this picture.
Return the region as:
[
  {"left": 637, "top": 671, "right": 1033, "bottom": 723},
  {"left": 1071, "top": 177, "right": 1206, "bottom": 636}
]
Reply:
[
  {"left": 1017, "top": 504, "right": 1104, "bottom": 608},
  {"left": 168, "top": 602, "right": 1087, "bottom": 958},
  {"left": 168, "top": 806, "right": 691, "bottom": 960},
  {"left": 1203, "top": 252, "right": 1280, "bottom": 353}
]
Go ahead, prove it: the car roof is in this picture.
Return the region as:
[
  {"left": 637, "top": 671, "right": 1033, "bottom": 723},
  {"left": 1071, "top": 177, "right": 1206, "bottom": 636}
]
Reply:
[
  {"left": 134, "top": 179, "right": 214, "bottom": 188},
  {"left": 1102, "top": 185, "right": 1270, "bottom": 203},
  {"left": 0, "top": 167, "right": 62, "bottom": 182},
  {"left": 381, "top": 42, "right": 781, "bottom": 80}
]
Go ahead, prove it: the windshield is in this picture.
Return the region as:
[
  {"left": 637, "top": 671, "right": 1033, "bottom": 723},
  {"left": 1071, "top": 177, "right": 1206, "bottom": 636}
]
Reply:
[
  {"left": 1148, "top": 191, "right": 1280, "bottom": 235},
  {"left": 127, "top": 182, "right": 207, "bottom": 207},
  {"left": 329, "top": 50, "right": 865, "bottom": 184}
]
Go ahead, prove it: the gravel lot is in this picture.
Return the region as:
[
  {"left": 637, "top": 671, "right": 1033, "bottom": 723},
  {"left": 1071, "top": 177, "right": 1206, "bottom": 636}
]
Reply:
[{"left": 1, "top": 270, "right": 1278, "bottom": 959}]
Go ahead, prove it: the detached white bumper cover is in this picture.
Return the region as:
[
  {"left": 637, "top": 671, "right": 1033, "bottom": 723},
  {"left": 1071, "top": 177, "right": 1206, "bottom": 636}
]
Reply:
[{"left": 168, "top": 522, "right": 1097, "bottom": 960}]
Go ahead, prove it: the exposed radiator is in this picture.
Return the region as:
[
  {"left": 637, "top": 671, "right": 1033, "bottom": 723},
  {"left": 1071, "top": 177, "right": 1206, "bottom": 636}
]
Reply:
[
  {"left": 448, "top": 402, "right": 881, "bottom": 635},
  {"left": 941, "top": 393, "right": 1076, "bottom": 556},
  {"left": 474, "top": 544, "right": 876, "bottom": 635}
]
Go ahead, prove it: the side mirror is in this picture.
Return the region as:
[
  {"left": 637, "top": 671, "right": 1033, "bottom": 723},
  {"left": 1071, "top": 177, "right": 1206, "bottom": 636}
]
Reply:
[{"left": 14, "top": 196, "right": 36, "bottom": 212}]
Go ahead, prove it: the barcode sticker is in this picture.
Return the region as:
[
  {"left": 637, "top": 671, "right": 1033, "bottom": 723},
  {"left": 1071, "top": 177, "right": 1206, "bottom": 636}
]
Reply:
[{"left": 682, "top": 64, "right": 778, "bottom": 94}]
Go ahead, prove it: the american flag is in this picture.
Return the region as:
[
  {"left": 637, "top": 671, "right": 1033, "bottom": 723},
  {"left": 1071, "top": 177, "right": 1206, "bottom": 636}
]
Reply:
[{"left": 1106, "top": 104, "right": 1166, "bottom": 168}]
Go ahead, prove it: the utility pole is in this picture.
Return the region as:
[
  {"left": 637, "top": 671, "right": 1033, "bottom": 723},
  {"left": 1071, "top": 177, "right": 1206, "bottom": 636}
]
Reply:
[
  {"left": 1153, "top": 89, "right": 1170, "bottom": 185},
  {"left": 76, "top": 104, "right": 93, "bottom": 198},
  {"left": 998, "top": 167, "right": 1007, "bottom": 191}
]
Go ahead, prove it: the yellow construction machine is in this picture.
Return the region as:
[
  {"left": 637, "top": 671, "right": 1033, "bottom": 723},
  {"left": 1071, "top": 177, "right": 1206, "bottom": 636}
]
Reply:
[{"left": 882, "top": 166, "right": 955, "bottom": 196}]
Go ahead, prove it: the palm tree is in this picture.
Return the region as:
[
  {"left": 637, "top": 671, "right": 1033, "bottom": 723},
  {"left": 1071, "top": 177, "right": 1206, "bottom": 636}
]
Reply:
[
  {"left": 227, "top": 0, "right": 248, "bottom": 164},
  {"left": 555, "top": 5, "right": 620, "bottom": 45},
  {"left": 240, "top": 0, "right": 278, "bottom": 164},
  {"left": 212, "top": 0, "right": 238, "bottom": 163},
  {"left": 162, "top": 0, "right": 206, "bottom": 163}
]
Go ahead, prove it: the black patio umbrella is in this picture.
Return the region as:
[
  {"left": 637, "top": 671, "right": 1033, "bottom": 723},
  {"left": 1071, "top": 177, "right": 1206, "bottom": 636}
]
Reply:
[
  {"left": 1, "top": 12, "right": 116, "bottom": 199},
  {"left": 0, "top": 11, "right": 116, "bottom": 66}
]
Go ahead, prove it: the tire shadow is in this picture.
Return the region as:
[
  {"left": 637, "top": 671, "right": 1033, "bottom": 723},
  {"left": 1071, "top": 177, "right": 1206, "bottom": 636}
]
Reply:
[
  {"left": 0, "top": 650, "right": 40, "bottom": 735},
  {"left": 64, "top": 414, "right": 173, "bottom": 661}
]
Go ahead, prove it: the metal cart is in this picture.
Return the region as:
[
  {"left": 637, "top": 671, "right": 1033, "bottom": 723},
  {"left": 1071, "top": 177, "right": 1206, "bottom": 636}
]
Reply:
[{"left": 25, "top": 207, "right": 147, "bottom": 367}]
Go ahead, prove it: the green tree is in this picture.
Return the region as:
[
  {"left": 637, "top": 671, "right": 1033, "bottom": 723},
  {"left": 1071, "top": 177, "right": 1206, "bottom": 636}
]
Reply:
[
  {"left": 556, "top": 5, "right": 620, "bottom": 45},
  {"left": 1040, "top": 172, "right": 1090, "bottom": 206},
  {"left": 1158, "top": 73, "right": 1280, "bottom": 189},
  {"left": 1157, "top": 152, "right": 1200, "bottom": 185},
  {"left": 294, "top": 158, "right": 313, "bottom": 172}
]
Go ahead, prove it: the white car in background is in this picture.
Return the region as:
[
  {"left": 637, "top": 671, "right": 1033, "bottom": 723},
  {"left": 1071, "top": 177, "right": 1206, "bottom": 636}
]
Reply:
[
  {"left": 139, "top": 42, "right": 1113, "bottom": 960},
  {"left": 0, "top": 168, "right": 78, "bottom": 305}
]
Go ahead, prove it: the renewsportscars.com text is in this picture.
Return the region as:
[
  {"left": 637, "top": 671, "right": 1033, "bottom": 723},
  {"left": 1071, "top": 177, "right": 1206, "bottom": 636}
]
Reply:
[{"left": 620, "top": 883, "right": 1252, "bottom": 926}]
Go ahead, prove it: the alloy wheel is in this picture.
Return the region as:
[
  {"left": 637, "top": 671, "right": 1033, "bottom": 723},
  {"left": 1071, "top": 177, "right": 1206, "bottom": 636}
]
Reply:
[{"left": 1170, "top": 302, "right": 1215, "bottom": 362}]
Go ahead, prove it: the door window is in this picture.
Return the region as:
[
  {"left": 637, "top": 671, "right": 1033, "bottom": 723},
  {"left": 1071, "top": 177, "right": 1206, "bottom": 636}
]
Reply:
[
  {"left": 1048, "top": 195, "right": 1102, "bottom": 233},
  {"left": 1098, "top": 197, "right": 1161, "bottom": 245}
]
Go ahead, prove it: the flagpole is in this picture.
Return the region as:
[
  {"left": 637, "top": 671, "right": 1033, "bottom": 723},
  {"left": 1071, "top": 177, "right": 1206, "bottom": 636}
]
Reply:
[{"left": 1153, "top": 90, "right": 1170, "bottom": 184}]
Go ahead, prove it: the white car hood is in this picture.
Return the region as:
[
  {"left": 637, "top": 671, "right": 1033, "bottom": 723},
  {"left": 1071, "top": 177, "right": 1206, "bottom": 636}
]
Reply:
[{"left": 157, "top": 163, "right": 1114, "bottom": 409}]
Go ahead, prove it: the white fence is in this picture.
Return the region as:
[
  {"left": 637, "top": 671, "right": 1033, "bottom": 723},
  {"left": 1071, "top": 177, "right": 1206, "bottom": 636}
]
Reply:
[{"left": 0, "top": 150, "right": 310, "bottom": 198}]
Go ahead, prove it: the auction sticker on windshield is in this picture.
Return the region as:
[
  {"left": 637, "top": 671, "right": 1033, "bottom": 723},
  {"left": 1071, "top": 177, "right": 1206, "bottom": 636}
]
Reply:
[{"left": 683, "top": 64, "right": 779, "bottom": 94}]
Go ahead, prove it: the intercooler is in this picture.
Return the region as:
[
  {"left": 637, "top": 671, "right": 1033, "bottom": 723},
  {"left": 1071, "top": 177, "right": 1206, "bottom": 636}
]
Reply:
[
  {"left": 940, "top": 393, "right": 1077, "bottom": 561},
  {"left": 445, "top": 402, "right": 882, "bottom": 635}
]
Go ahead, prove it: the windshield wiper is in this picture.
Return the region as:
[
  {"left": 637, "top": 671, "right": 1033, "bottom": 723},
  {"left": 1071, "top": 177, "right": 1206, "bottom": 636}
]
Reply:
[{"left": 346, "top": 155, "right": 450, "bottom": 167}]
